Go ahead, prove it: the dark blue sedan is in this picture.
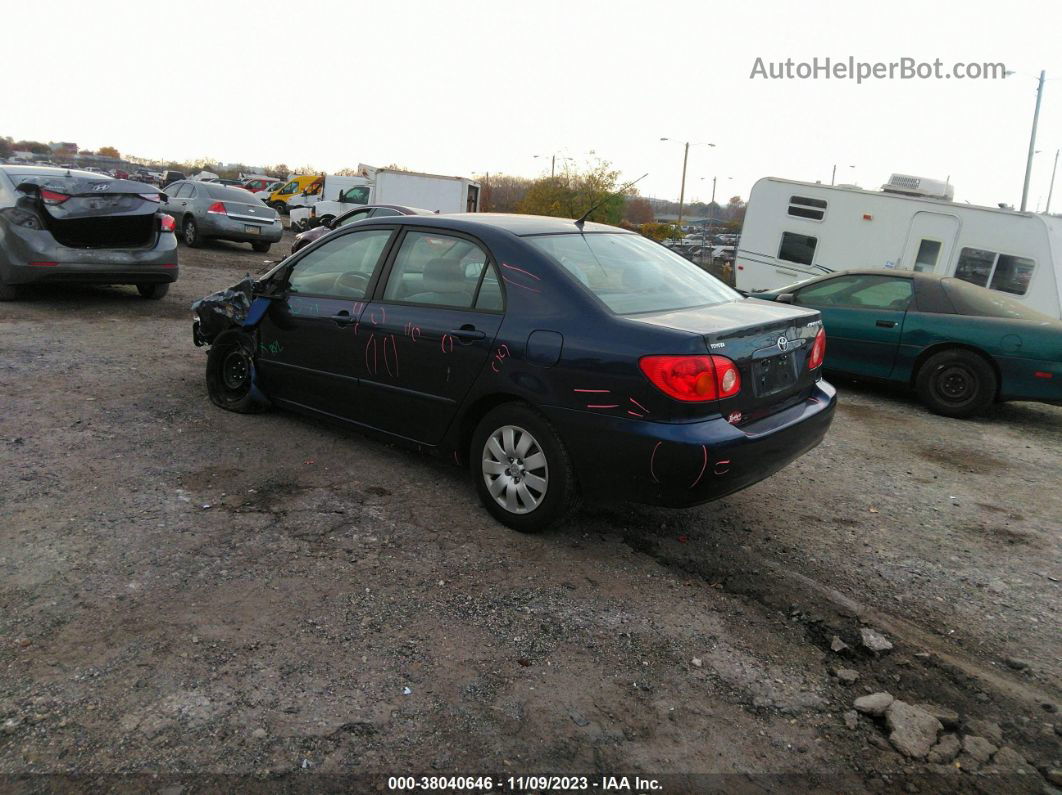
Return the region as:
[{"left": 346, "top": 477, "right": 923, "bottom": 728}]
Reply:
[{"left": 192, "top": 214, "right": 836, "bottom": 531}]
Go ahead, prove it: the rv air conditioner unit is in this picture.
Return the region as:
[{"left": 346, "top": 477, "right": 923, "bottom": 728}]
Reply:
[{"left": 881, "top": 173, "right": 954, "bottom": 201}]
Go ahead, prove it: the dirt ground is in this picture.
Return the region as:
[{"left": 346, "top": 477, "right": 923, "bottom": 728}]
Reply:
[{"left": 1, "top": 229, "right": 1059, "bottom": 792}]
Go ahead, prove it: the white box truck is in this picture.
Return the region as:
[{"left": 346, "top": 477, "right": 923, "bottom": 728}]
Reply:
[
  {"left": 289, "top": 165, "right": 480, "bottom": 231},
  {"left": 736, "top": 174, "right": 1062, "bottom": 318}
]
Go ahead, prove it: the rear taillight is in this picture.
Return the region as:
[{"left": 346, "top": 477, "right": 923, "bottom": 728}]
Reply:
[
  {"left": 639, "top": 355, "right": 742, "bottom": 402},
  {"left": 40, "top": 189, "right": 70, "bottom": 205},
  {"left": 139, "top": 193, "right": 162, "bottom": 203},
  {"left": 808, "top": 328, "right": 826, "bottom": 370},
  {"left": 207, "top": 201, "right": 227, "bottom": 215},
  {"left": 159, "top": 213, "right": 176, "bottom": 233}
]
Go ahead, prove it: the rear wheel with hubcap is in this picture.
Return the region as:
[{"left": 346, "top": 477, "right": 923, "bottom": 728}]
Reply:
[
  {"left": 915, "top": 349, "right": 996, "bottom": 418},
  {"left": 471, "top": 403, "right": 576, "bottom": 532}
]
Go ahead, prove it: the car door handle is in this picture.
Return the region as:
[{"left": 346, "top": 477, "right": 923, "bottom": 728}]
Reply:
[
  {"left": 876, "top": 320, "right": 897, "bottom": 328},
  {"left": 448, "top": 327, "right": 486, "bottom": 341},
  {"left": 330, "top": 311, "right": 357, "bottom": 326}
]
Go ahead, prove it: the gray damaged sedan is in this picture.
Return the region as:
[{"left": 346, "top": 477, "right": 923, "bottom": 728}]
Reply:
[
  {"left": 0, "top": 166, "right": 179, "bottom": 301},
  {"left": 162, "top": 181, "right": 282, "bottom": 253}
]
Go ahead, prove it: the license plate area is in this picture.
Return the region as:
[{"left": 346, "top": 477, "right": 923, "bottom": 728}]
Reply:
[
  {"left": 245, "top": 225, "right": 261, "bottom": 235},
  {"left": 752, "top": 351, "right": 796, "bottom": 397}
]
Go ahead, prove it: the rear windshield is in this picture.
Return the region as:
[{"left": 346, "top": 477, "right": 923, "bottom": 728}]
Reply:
[
  {"left": 525, "top": 232, "right": 739, "bottom": 314},
  {"left": 205, "top": 184, "right": 260, "bottom": 203},
  {"left": 941, "top": 277, "right": 1054, "bottom": 321}
]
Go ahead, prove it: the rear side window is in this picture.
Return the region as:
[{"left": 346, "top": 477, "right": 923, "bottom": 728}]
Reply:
[
  {"left": 525, "top": 232, "right": 738, "bottom": 315},
  {"left": 778, "top": 231, "right": 817, "bottom": 265},
  {"left": 787, "top": 195, "right": 827, "bottom": 221},
  {"left": 173, "top": 183, "right": 192, "bottom": 199},
  {"left": 383, "top": 231, "right": 494, "bottom": 309}
]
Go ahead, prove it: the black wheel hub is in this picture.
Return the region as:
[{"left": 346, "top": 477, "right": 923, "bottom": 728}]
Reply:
[
  {"left": 935, "top": 365, "right": 973, "bottom": 404},
  {"left": 222, "top": 350, "right": 250, "bottom": 391}
]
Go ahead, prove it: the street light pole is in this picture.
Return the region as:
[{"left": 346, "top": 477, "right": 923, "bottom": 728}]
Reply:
[
  {"left": 678, "top": 142, "right": 690, "bottom": 227},
  {"left": 831, "top": 164, "right": 836, "bottom": 186},
  {"left": 1046, "top": 148, "right": 1059, "bottom": 214},
  {"left": 1020, "top": 70, "right": 1046, "bottom": 213}
]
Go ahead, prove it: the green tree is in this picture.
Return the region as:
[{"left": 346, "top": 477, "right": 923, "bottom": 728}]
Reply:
[
  {"left": 516, "top": 158, "right": 630, "bottom": 224},
  {"left": 98, "top": 145, "right": 120, "bottom": 159}
]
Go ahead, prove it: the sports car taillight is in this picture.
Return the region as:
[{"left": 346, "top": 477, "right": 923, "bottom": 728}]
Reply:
[
  {"left": 40, "top": 189, "right": 70, "bottom": 205},
  {"left": 808, "top": 327, "right": 826, "bottom": 370},
  {"left": 639, "top": 355, "right": 742, "bottom": 402},
  {"left": 159, "top": 213, "right": 176, "bottom": 233},
  {"left": 207, "top": 201, "right": 227, "bottom": 215}
]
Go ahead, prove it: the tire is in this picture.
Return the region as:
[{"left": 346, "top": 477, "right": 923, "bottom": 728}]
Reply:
[
  {"left": 137, "top": 283, "right": 169, "bottom": 300},
  {"left": 251, "top": 241, "right": 271, "bottom": 253},
  {"left": 0, "top": 276, "right": 23, "bottom": 301},
  {"left": 205, "top": 330, "right": 269, "bottom": 414},
  {"left": 915, "top": 349, "right": 997, "bottom": 418},
  {"left": 271, "top": 202, "right": 287, "bottom": 216},
  {"left": 470, "top": 403, "right": 577, "bottom": 532},
  {"left": 182, "top": 216, "right": 201, "bottom": 248}
]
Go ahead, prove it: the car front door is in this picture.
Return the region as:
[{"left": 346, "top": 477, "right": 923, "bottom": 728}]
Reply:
[
  {"left": 254, "top": 227, "right": 396, "bottom": 420},
  {"left": 162, "top": 182, "right": 191, "bottom": 223},
  {"left": 793, "top": 274, "right": 913, "bottom": 379},
  {"left": 357, "top": 228, "right": 505, "bottom": 444}
]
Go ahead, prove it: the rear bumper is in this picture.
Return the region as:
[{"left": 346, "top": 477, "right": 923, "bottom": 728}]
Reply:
[
  {"left": 1, "top": 229, "right": 179, "bottom": 285},
  {"left": 997, "top": 356, "right": 1062, "bottom": 403},
  {"left": 542, "top": 380, "right": 837, "bottom": 507},
  {"left": 199, "top": 215, "right": 283, "bottom": 243}
]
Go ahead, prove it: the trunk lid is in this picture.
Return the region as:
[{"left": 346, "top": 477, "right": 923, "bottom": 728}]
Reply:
[
  {"left": 629, "top": 298, "right": 825, "bottom": 424},
  {"left": 16, "top": 175, "right": 163, "bottom": 249},
  {"left": 202, "top": 184, "right": 277, "bottom": 224}
]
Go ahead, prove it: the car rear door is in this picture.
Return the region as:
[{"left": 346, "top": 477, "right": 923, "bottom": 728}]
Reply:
[
  {"left": 254, "top": 227, "right": 396, "bottom": 419},
  {"left": 357, "top": 227, "right": 505, "bottom": 444},
  {"left": 793, "top": 274, "right": 913, "bottom": 379}
]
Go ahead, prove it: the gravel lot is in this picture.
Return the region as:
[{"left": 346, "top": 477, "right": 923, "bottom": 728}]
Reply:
[{"left": 1, "top": 230, "right": 1059, "bottom": 791}]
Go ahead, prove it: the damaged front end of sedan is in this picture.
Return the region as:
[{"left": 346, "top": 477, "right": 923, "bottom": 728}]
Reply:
[{"left": 191, "top": 274, "right": 280, "bottom": 412}]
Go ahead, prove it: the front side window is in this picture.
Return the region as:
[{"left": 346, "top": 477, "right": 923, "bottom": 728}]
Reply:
[
  {"left": 526, "top": 232, "right": 738, "bottom": 315},
  {"left": 796, "top": 274, "right": 912, "bottom": 309},
  {"left": 778, "top": 231, "right": 817, "bottom": 265},
  {"left": 337, "top": 209, "right": 373, "bottom": 227},
  {"left": 384, "top": 231, "right": 493, "bottom": 309},
  {"left": 913, "top": 239, "right": 942, "bottom": 272},
  {"left": 342, "top": 186, "right": 371, "bottom": 205},
  {"left": 287, "top": 229, "right": 392, "bottom": 299},
  {"left": 280, "top": 180, "right": 299, "bottom": 194}
]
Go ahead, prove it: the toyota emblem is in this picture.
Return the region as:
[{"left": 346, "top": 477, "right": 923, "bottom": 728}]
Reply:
[{"left": 777, "top": 336, "right": 789, "bottom": 352}]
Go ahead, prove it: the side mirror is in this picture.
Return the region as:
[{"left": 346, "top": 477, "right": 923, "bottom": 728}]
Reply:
[
  {"left": 776, "top": 293, "right": 794, "bottom": 304},
  {"left": 323, "top": 217, "right": 335, "bottom": 230}
]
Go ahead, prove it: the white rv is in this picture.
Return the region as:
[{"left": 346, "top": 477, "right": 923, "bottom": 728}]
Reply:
[{"left": 736, "top": 175, "right": 1062, "bottom": 318}]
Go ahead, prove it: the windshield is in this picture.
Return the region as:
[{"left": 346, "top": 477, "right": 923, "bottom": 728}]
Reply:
[
  {"left": 526, "top": 232, "right": 739, "bottom": 314},
  {"left": 941, "top": 277, "right": 1054, "bottom": 321}
]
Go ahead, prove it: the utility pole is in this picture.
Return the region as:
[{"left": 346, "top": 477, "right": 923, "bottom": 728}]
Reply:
[
  {"left": 1021, "top": 70, "right": 1046, "bottom": 212},
  {"left": 1047, "top": 148, "right": 1059, "bottom": 214},
  {"left": 550, "top": 155, "right": 555, "bottom": 179},
  {"left": 677, "top": 142, "right": 689, "bottom": 227},
  {"left": 831, "top": 164, "right": 836, "bottom": 186}
]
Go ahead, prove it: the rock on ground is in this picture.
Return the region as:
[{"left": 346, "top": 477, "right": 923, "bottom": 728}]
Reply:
[
  {"left": 961, "top": 733, "right": 998, "bottom": 763},
  {"left": 885, "top": 700, "right": 942, "bottom": 759},
  {"left": 916, "top": 703, "right": 959, "bottom": 729},
  {"left": 965, "top": 718, "right": 1003, "bottom": 745},
  {"left": 860, "top": 628, "right": 894, "bottom": 654},
  {"left": 834, "top": 668, "right": 859, "bottom": 685},
  {"left": 926, "top": 733, "right": 961, "bottom": 764},
  {"left": 854, "top": 692, "right": 894, "bottom": 716}
]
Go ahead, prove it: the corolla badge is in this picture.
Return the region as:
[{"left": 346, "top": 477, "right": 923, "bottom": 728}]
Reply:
[{"left": 777, "top": 336, "right": 789, "bottom": 352}]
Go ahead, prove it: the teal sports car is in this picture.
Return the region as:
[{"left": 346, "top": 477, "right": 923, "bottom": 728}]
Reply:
[{"left": 752, "top": 269, "right": 1061, "bottom": 418}]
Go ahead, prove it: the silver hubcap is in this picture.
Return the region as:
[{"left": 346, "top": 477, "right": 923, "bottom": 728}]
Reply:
[{"left": 482, "top": 424, "right": 548, "bottom": 515}]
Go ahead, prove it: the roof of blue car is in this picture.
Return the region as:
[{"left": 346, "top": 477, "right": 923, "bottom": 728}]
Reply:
[{"left": 398, "top": 213, "right": 626, "bottom": 236}]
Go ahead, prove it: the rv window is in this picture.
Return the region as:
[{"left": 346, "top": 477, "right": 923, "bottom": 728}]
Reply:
[
  {"left": 954, "top": 247, "right": 995, "bottom": 288},
  {"left": 988, "top": 254, "right": 1035, "bottom": 295},
  {"left": 913, "top": 239, "right": 942, "bottom": 272},
  {"left": 787, "top": 195, "right": 827, "bottom": 221},
  {"left": 778, "top": 232, "right": 817, "bottom": 265}
]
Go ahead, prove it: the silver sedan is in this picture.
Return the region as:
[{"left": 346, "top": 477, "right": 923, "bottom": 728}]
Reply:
[{"left": 162, "top": 181, "right": 282, "bottom": 253}]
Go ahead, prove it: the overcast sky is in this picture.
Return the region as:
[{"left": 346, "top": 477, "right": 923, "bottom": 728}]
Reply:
[{"left": 8, "top": 0, "right": 1062, "bottom": 208}]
